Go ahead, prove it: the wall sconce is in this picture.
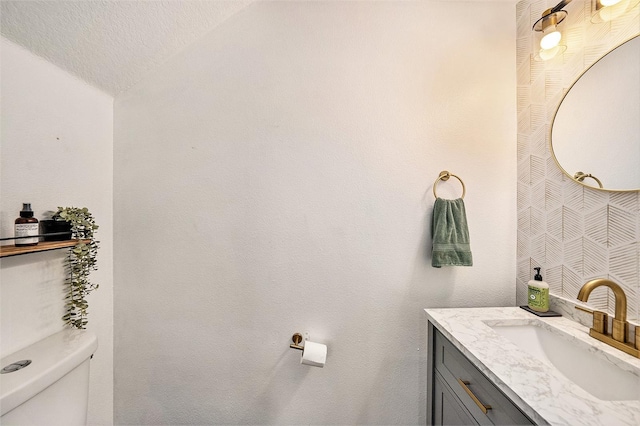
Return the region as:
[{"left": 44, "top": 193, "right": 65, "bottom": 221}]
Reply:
[
  {"left": 592, "top": 0, "right": 640, "bottom": 23},
  {"left": 533, "top": 0, "right": 572, "bottom": 61}
]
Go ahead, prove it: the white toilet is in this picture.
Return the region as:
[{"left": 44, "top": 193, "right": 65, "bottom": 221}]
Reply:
[{"left": 0, "top": 329, "right": 98, "bottom": 425}]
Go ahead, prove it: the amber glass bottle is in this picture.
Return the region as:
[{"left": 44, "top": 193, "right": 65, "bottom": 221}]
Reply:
[{"left": 15, "top": 203, "right": 39, "bottom": 246}]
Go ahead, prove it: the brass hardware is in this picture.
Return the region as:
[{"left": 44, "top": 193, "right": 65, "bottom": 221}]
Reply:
[
  {"left": 576, "top": 305, "right": 609, "bottom": 334},
  {"left": 433, "top": 171, "right": 466, "bottom": 199},
  {"left": 592, "top": 311, "right": 608, "bottom": 335},
  {"left": 612, "top": 318, "right": 628, "bottom": 343},
  {"left": 290, "top": 333, "right": 304, "bottom": 351},
  {"left": 575, "top": 305, "right": 594, "bottom": 314},
  {"left": 588, "top": 329, "right": 640, "bottom": 358},
  {"left": 532, "top": 2, "right": 570, "bottom": 32},
  {"left": 577, "top": 279, "right": 639, "bottom": 358},
  {"left": 542, "top": 9, "right": 558, "bottom": 28},
  {"left": 577, "top": 278, "right": 627, "bottom": 340},
  {"left": 457, "top": 378, "right": 492, "bottom": 414},
  {"left": 574, "top": 171, "right": 604, "bottom": 188}
]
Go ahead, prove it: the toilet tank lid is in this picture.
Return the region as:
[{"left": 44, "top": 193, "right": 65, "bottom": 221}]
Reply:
[{"left": 0, "top": 329, "right": 98, "bottom": 416}]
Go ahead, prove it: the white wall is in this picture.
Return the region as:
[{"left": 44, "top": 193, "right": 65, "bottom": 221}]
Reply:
[
  {"left": 0, "top": 38, "right": 114, "bottom": 425},
  {"left": 114, "top": 1, "right": 516, "bottom": 424}
]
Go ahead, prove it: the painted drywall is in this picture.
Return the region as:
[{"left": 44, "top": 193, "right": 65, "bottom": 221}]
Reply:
[
  {"left": 516, "top": 0, "right": 640, "bottom": 320},
  {"left": 0, "top": 38, "right": 114, "bottom": 425},
  {"left": 114, "top": 1, "right": 516, "bottom": 424}
]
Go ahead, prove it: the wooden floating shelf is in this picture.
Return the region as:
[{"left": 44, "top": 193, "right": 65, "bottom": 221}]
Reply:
[{"left": 0, "top": 239, "right": 91, "bottom": 258}]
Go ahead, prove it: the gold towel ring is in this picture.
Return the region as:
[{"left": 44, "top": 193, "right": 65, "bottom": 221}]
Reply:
[
  {"left": 573, "top": 171, "right": 603, "bottom": 189},
  {"left": 433, "top": 171, "right": 466, "bottom": 199}
]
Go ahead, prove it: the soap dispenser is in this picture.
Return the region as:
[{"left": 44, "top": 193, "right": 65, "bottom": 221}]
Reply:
[
  {"left": 15, "top": 203, "right": 39, "bottom": 246},
  {"left": 527, "top": 267, "right": 549, "bottom": 313}
]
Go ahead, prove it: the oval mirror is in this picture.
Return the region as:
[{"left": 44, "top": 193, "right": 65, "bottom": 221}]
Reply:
[{"left": 551, "top": 35, "right": 640, "bottom": 191}]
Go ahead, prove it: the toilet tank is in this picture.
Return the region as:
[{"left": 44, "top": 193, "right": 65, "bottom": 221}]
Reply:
[{"left": 0, "top": 329, "right": 98, "bottom": 425}]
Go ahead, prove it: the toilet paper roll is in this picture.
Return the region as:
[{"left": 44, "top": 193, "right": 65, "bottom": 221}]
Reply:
[{"left": 301, "top": 341, "right": 327, "bottom": 367}]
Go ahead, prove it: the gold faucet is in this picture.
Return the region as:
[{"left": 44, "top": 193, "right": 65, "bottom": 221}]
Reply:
[{"left": 577, "top": 278, "right": 639, "bottom": 358}]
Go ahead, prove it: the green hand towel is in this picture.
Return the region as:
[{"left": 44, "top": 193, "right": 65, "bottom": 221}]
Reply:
[{"left": 431, "top": 197, "right": 473, "bottom": 267}]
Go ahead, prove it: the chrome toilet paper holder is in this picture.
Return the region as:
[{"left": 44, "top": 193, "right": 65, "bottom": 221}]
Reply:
[{"left": 290, "top": 333, "right": 304, "bottom": 351}]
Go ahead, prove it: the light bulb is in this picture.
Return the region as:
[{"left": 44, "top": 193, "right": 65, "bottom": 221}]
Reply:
[
  {"left": 593, "top": 0, "right": 632, "bottom": 22},
  {"left": 540, "top": 28, "right": 562, "bottom": 50}
]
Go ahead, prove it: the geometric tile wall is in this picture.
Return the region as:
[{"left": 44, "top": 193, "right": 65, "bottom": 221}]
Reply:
[{"left": 516, "top": 0, "right": 640, "bottom": 321}]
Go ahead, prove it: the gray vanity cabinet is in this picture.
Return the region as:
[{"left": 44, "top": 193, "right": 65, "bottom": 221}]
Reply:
[
  {"left": 433, "top": 373, "right": 478, "bottom": 425},
  {"left": 427, "top": 323, "right": 535, "bottom": 425}
]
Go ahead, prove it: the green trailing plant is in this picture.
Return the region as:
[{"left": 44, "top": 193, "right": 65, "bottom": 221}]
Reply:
[{"left": 52, "top": 207, "right": 99, "bottom": 329}]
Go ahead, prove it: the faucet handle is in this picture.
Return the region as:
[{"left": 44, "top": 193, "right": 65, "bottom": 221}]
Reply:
[
  {"left": 576, "top": 305, "right": 608, "bottom": 334},
  {"left": 612, "top": 318, "right": 628, "bottom": 343},
  {"left": 592, "top": 311, "right": 608, "bottom": 334},
  {"left": 575, "top": 304, "right": 594, "bottom": 314}
]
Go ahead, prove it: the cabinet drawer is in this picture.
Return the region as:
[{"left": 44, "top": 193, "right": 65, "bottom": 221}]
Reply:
[
  {"left": 434, "top": 329, "right": 534, "bottom": 425},
  {"left": 433, "top": 371, "right": 477, "bottom": 425}
]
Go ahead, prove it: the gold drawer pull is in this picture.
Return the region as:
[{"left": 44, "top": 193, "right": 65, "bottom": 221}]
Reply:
[{"left": 457, "top": 378, "right": 492, "bottom": 414}]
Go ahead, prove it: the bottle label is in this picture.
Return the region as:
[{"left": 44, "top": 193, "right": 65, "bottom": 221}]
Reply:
[
  {"left": 15, "top": 223, "right": 39, "bottom": 244},
  {"left": 528, "top": 285, "right": 549, "bottom": 311}
]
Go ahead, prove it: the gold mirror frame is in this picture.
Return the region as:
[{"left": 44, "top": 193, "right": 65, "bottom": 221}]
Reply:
[{"left": 550, "top": 34, "right": 640, "bottom": 193}]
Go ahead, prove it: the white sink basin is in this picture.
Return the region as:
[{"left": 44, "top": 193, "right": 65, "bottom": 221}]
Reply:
[{"left": 489, "top": 322, "right": 640, "bottom": 401}]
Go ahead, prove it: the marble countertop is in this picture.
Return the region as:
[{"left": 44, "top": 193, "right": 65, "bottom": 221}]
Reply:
[{"left": 425, "top": 307, "right": 640, "bottom": 426}]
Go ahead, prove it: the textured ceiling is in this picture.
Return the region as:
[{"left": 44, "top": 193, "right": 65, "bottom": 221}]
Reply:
[{"left": 0, "top": 0, "right": 255, "bottom": 95}]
